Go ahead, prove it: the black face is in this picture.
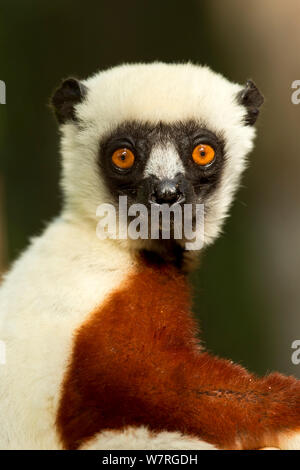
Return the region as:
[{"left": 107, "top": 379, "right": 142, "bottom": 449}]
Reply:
[{"left": 99, "top": 120, "right": 226, "bottom": 211}]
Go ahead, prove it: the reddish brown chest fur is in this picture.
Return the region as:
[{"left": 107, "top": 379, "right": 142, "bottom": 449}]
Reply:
[{"left": 56, "top": 260, "right": 199, "bottom": 449}]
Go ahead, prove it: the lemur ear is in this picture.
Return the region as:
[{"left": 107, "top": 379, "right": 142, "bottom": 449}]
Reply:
[
  {"left": 51, "top": 78, "right": 87, "bottom": 124},
  {"left": 238, "top": 80, "right": 264, "bottom": 126}
]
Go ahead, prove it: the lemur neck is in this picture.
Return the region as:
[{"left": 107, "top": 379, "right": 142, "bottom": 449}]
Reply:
[
  {"left": 127, "top": 250, "right": 199, "bottom": 346},
  {"left": 136, "top": 239, "right": 199, "bottom": 273},
  {"left": 139, "top": 242, "right": 185, "bottom": 270}
]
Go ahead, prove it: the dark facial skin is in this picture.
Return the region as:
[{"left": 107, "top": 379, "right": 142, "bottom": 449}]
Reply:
[
  {"left": 98, "top": 120, "right": 226, "bottom": 209},
  {"left": 97, "top": 120, "right": 226, "bottom": 264}
]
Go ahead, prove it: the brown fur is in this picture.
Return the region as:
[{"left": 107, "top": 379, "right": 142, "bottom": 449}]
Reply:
[{"left": 56, "top": 258, "right": 300, "bottom": 450}]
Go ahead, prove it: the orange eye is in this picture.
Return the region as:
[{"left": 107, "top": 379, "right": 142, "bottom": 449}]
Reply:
[
  {"left": 111, "top": 148, "right": 135, "bottom": 169},
  {"left": 192, "top": 144, "right": 215, "bottom": 166}
]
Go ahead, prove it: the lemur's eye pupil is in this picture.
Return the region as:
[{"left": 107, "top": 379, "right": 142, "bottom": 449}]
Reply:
[
  {"left": 112, "top": 148, "right": 135, "bottom": 169},
  {"left": 192, "top": 144, "right": 215, "bottom": 166}
]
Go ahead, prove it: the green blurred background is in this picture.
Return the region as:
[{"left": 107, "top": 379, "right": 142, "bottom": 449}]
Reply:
[{"left": 0, "top": 0, "right": 299, "bottom": 377}]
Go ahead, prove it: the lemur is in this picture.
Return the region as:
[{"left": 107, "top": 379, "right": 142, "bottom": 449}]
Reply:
[{"left": 0, "top": 63, "right": 299, "bottom": 450}]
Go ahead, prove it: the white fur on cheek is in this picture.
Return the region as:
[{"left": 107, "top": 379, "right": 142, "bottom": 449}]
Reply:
[{"left": 144, "top": 143, "right": 185, "bottom": 179}]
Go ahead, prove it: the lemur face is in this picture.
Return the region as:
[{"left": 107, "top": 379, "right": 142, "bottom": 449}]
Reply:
[
  {"left": 99, "top": 120, "right": 225, "bottom": 212},
  {"left": 52, "top": 63, "right": 263, "bottom": 249}
]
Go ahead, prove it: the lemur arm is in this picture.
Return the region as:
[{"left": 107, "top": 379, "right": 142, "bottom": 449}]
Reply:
[
  {"left": 124, "top": 349, "right": 300, "bottom": 449},
  {"left": 56, "top": 262, "right": 300, "bottom": 450}
]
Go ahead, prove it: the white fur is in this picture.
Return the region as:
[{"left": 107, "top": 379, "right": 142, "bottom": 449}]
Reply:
[
  {"left": 144, "top": 143, "right": 185, "bottom": 180},
  {"left": 278, "top": 431, "right": 300, "bottom": 450},
  {"left": 0, "top": 63, "right": 260, "bottom": 450},
  {"left": 80, "top": 427, "right": 216, "bottom": 450},
  {"left": 62, "top": 62, "right": 256, "bottom": 246},
  {"left": 0, "top": 217, "right": 135, "bottom": 449}
]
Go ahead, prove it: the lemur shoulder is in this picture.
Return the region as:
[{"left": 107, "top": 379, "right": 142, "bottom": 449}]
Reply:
[{"left": 0, "top": 63, "right": 299, "bottom": 450}]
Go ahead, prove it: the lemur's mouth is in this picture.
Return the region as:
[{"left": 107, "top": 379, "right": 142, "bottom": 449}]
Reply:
[{"left": 149, "top": 195, "right": 186, "bottom": 206}]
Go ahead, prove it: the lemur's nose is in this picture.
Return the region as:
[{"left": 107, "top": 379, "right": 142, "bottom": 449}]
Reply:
[{"left": 152, "top": 179, "right": 185, "bottom": 205}]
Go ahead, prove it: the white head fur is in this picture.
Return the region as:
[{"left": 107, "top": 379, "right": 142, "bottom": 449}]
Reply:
[{"left": 52, "top": 62, "right": 263, "bottom": 252}]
